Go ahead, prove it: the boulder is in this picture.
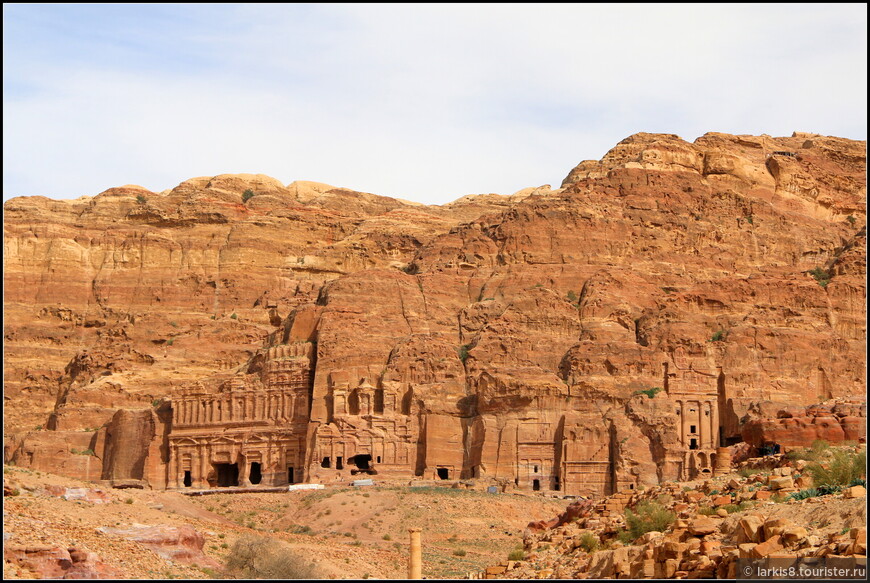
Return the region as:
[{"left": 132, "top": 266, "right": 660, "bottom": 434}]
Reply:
[
  {"left": 843, "top": 485, "right": 866, "bottom": 499},
  {"left": 95, "top": 524, "right": 219, "bottom": 568},
  {"left": 688, "top": 517, "right": 718, "bottom": 536},
  {"left": 768, "top": 476, "right": 794, "bottom": 490},
  {"left": 751, "top": 535, "right": 784, "bottom": 558}
]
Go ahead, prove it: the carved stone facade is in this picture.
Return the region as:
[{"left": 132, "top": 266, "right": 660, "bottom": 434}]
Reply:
[
  {"left": 165, "top": 342, "right": 728, "bottom": 493},
  {"left": 168, "top": 343, "right": 313, "bottom": 488},
  {"left": 665, "top": 347, "right": 722, "bottom": 482}
]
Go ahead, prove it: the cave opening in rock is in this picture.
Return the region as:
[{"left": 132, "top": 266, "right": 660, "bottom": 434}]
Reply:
[
  {"left": 183, "top": 471, "right": 192, "bottom": 487},
  {"left": 533, "top": 479, "right": 541, "bottom": 491},
  {"left": 288, "top": 466, "right": 295, "bottom": 484},
  {"left": 249, "top": 462, "right": 262, "bottom": 485},
  {"left": 321, "top": 456, "right": 331, "bottom": 468},
  {"left": 214, "top": 463, "right": 239, "bottom": 487},
  {"left": 336, "top": 456, "right": 344, "bottom": 470},
  {"left": 437, "top": 467, "right": 450, "bottom": 480},
  {"left": 350, "top": 454, "right": 371, "bottom": 469}
]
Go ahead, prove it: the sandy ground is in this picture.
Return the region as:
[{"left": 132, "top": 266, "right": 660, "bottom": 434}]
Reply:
[{"left": 3, "top": 466, "right": 569, "bottom": 579}]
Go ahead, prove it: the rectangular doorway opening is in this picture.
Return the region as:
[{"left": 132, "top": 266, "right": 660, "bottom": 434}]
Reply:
[
  {"left": 214, "top": 463, "right": 239, "bottom": 487},
  {"left": 183, "top": 471, "right": 192, "bottom": 487},
  {"left": 689, "top": 438, "right": 698, "bottom": 450},
  {"left": 249, "top": 462, "right": 262, "bottom": 485},
  {"left": 533, "top": 479, "right": 541, "bottom": 491},
  {"left": 437, "top": 467, "right": 450, "bottom": 480},
  {"left": 336, "top": 457, "right": 344, "bottom": 470},
  {"left": 288, "top": 466, "right": 295, "bottom": 484}
]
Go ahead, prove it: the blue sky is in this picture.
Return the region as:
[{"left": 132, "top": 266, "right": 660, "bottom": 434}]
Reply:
[{"left": 3, "top": 4, "right": 867, "bottom": 204}]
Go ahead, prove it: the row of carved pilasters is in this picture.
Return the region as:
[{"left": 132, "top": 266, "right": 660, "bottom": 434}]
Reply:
[
  {"left": 173, "top": 392, "right": 310, "bottom": 426},
  {"left": 677, "top": 398, "right": 718, "bottom": 449}
]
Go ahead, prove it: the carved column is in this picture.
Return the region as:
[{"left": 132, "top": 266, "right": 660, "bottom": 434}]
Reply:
[
  {"left": 700, "top": 402, "right": 710, "bottom": 450},
  {"left": 170, "top": 444, "right": 180, "bottom": 488},
  {"left": 679, "top": 399, "right": 688, "bottom": 446},
  {"left": 408, "top": 528, "right": 422, "bottom": 579}
]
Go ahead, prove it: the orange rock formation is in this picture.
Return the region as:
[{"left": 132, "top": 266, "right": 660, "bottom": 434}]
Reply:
[{"left": 4, "top": 132, "right": 866, "bottom": 497}]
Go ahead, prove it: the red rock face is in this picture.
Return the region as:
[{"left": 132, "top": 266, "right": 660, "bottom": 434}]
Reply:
[
  {"left": 3, "top": 545, "right": 124, "bottom": 579},
  {"left": 742, "top": 399, "right": 866, "bottom": 448},
  {"left": 4, "top": 132, "right": 866, "bottom": 493}
]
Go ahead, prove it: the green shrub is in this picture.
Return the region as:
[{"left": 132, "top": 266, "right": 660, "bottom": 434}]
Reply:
[
  {"left": 136, "top": 194, "right": 147, "bottom": 204},
  {"left": 507, "top": 549, "right": 525, "bottom": 561},
  {"left": 225, "top": 535, "right": 322, "bottom": 579},
  {"left": 720, "top": 503, "right": 750, "bottom": 513},
  {"left": 633, "top": 386, "right": 663, "bottom": 399},
  {"left": 125, "top": 498, "right": 134, "bottom": 504},
  {"left": 382, "top": 534, "right": 391, "bottom": 541},
  {"left": 578, "top": 532, "right": 599, "bottom": 553},
  {"left": 697, "top": 506, "right": 716, "bottom": 516},
  {"left": 457, "top": 343, "right": 472, "bottom": 363},
  {"left": 738, "top": 467, "right": 761, "bottom": 478},
  {"left": 847, "top": 215, "right": 856, "bottom": 226},
  {"left": 808, "top": 267, "right": 831, "bottom": 288},
  {"left": 816, "top": 484, "right": 843, "bottom": 495},
  {"left": 623, "top": 500, "right": 675, "bottom": 542},
  {"left": 242, "top": 189, "right": 255, "bottom": 203},
  {"left": 615, "top": 529, "right": 634, "bottom": 544},
  {"left": 453, "top": 548, "right": 467, "bottom": 557},
  {"left": 230, "top": 313, "right": 238, "bottom": 320},
  {"left": 808, "top": 448, "right": 866, "bottom": 488},
  {"left": 566, "top": 290, "right": 578, "bottom": 303},
  {"left": 710, "top": 330, "right": 726, "bottom": 342},
  {"left": 787, "top": 439, "right": 831, "bottom": 462},
  {"left": 848, "top": 477, "right": 866, "bottom": 488},
  {"left": 786, "top": 488, "right": 820, "bottom": 501}
]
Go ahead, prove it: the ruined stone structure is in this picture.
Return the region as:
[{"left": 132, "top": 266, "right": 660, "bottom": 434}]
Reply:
[
  {"left": 665, "top": 347, "right": 722, "bottom": 481},
  {"left": 168, "top": 343, "right": 313, "bottom": 488},
  {"left": 162, "top": 342, "right": 729, "bottom": 493}
]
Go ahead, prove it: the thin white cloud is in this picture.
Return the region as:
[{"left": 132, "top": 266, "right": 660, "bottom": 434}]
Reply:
[{"left": 3, "top": 4, "right": 866, "bottom": 204}]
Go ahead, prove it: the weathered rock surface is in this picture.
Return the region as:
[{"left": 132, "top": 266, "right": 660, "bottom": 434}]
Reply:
[
  {"left": 4, "top": 131, "right": 866, "bottom": 494},
  {"left": 3, "top": 545, "right": 125, "bottom": 579},
  {"left": 95, "top": 524, "right": 219, "bottom": 568}
]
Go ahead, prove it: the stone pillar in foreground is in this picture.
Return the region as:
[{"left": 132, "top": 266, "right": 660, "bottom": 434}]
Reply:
[
  {"left": 408, "top": 527, "right": 422, "bottom": 579},
  {"left": 712, "top": 446, "right": 732, "bottom": 477}
]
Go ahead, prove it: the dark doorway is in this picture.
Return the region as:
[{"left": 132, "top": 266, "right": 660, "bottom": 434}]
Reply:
[
  {"left": 437, "top": 467, "right": 450, "bottom": 480},
  {"left": 336, "top": 456, "right": 344, "bottom": 470},
  {"left": 288, "top": 467, "right": 295, "bottom": 484},
  {"left": 533, "top": 479, "right": 541, "bottom": 491},
  {"left": 554, "top": 477, "right": 560, "bottom": 491},
  {"left": 690, "top": 425, "right": 697, "bottom": 434},
  {"left": 249, "top": 462, "right": 262, "bottom": 485},
  {"left": 214, "top": 463, "right": 239, "bottom": 487},
  {"left": 377, "top": 456, "right": 381, "bottom": 463},
  {"left": 350, "top": 454, "right": 372, "bottom": 470},
  {"left": 321, "top": 457, "right": 331, "bottom": 468},
  {"left": 183, "top": 471, "right": 192, "bottom": 487},
  {"left": 689, "top": 438, "right": 698, "bottom": 450}
]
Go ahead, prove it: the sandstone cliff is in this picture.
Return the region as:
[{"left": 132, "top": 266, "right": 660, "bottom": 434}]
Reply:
[{"left": 4, "top": 132, "right": 866, "bottom": 493}]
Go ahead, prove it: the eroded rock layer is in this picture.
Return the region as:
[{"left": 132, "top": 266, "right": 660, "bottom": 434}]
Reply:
[{"left": 4, "top": 132, "right": 866, "bottom": 495}]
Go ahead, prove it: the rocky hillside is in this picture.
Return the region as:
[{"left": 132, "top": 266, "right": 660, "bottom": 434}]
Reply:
[
  {"left": 3, "top": 131, "right": 866, "bottom": 491},
  {"left": 481, "top": 444, "right": 866, "bottom": 579}
]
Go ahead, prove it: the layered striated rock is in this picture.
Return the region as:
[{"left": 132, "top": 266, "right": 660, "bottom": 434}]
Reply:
[{"left": 4, "top": 131, "right": 866, "bottom": 495}]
